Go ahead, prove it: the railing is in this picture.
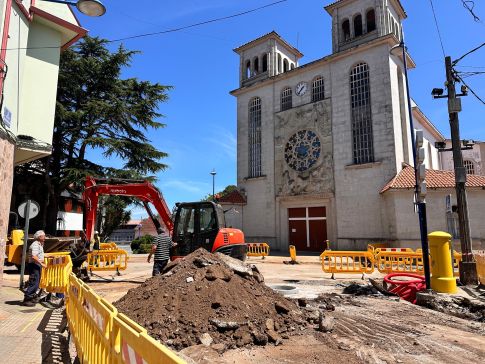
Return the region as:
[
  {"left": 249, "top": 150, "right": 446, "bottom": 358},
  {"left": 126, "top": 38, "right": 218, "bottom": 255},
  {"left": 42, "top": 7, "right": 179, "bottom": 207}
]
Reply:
[
  {"left": 375, "top": 251, "right": 425, "bottom": 274},
  {"left": 320, "top": 250, "right": 374, "bottom": 279}
]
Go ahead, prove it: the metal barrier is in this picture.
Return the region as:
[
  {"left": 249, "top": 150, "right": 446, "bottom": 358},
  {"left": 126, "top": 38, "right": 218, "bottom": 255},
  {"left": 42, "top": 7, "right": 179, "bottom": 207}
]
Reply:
[
  {"left": 320, "top": 250, "right": 374, "bottom": 279},
  {"left": 40, "top": 252, "right": 73, "bottom": 295},
  {"left": 376, "top": 251, "right": 425, "bottom": 274},
  {"left": 84, "top": 249, "right": 129, "bottom": 275},
  {"left": 246, "top": 242, "right": 270, "bottom": 258},
  {"left": 66, "top": 273, "right": 185, "bottom": 363},
  {"left": 99, "top": 242, "right": 118, "bottom": 250}
]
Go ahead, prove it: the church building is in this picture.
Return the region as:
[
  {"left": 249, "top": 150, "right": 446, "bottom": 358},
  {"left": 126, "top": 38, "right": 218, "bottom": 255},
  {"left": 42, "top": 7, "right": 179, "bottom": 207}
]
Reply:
[{"left": 230, "top": 0, "right": 485, "bottom": 251}]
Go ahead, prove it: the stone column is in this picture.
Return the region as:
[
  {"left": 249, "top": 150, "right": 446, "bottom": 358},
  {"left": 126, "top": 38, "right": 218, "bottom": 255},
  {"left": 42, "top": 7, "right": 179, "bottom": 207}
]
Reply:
[{"left": 0, "top": 136, "right": 15, "bottom": 286}]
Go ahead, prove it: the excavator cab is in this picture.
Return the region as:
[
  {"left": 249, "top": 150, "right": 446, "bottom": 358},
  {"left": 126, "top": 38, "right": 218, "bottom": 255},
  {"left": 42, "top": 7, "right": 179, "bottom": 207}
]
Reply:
[{"left": 172, "top": 201, "right": 246, "bottom": 261}]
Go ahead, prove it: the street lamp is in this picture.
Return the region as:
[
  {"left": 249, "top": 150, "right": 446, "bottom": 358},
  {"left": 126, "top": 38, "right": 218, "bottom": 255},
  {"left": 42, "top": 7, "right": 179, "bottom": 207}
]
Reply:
[
  {"left": 42, "top": 0, "right": 106, "bottom": 17},
  {"left": 210, "top": 169, "right": 216, "bottom": 202},
  {"left": 390, "top": 31, "right": 432, "bottom": 290}
]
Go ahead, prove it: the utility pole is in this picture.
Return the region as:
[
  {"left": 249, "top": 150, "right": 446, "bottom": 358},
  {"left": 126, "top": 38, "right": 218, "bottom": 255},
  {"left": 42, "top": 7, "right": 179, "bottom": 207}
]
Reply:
[{"left": 444, "top": 56, "right": 478, "bottom": 285}]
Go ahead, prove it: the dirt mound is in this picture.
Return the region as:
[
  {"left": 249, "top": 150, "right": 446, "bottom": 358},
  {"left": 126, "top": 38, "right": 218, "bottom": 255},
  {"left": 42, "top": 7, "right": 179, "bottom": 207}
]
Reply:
[{"left": 114, "top": 249, "right": 310, "bottom": 351}]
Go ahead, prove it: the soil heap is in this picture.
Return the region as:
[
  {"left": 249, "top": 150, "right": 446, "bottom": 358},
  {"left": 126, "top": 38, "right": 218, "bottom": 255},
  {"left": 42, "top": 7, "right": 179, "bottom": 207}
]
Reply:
[{"left": 114, "top": 248, "right": 310, "bottom": 351}]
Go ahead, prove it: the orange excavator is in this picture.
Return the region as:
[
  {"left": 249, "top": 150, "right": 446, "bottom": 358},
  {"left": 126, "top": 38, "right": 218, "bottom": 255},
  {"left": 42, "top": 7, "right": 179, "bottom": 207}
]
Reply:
[{"left": 83, "top": 176, "right": 247, "bottom": 261}]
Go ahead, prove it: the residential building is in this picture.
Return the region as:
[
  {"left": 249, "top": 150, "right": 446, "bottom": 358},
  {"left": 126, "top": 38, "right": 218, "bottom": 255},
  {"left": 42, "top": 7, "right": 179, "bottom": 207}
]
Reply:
[
  {"left": 441, "top": 139, "right": 485, "bottom": 176},
  {"left": 0, "top": 0, "right": 86, "bottom": 283}
]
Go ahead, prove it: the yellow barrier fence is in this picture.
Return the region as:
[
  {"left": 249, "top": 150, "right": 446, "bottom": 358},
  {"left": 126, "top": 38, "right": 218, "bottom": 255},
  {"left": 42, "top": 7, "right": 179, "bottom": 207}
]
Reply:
[
  {"left": 320, "top": 250, "right": 374, "bottom": 279},
  {"left": 40, "top": 252, "right": 73, "bottom": 295},
  {"left": 475, "top": 252, "right": 485, "bottom": 286},
  {"left": 99, "top": 242, "right": 118, "bottom": 250},
  {"left": 376, "top": 251, "right": 425, "bottom": 274},
  {"left": 246, "top": 242, "right": 270, "bottom": 258},
  {"left": 84, "top": 249, "right": 129, "bottom": 275},
  {"left": 67, "top": 273, "right": 185, "bottom": 363}
]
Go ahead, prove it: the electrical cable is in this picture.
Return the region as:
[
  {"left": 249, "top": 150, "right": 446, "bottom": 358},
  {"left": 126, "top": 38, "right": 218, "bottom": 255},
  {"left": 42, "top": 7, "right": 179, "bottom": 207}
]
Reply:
[
  {"left": 0, "top": 0, "right": 288, "bottom": 51},
  {"left": 455, "top": 72, "right": 485, "bottom": 105},
  {"left": 461, "top": 0, "right": 481, "bottom": 22},
  {"left": 428, "top": 0, "right": 446, "bottom": 58},
  {"left": 452, "top": 42, "right": 485, "bottom": 66}
]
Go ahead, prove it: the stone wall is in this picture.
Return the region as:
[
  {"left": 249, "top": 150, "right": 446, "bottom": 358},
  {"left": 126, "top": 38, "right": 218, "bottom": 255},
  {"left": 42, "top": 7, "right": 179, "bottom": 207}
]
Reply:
[{"left": 0, "top": 136, "right": 15, "bottom": 286}]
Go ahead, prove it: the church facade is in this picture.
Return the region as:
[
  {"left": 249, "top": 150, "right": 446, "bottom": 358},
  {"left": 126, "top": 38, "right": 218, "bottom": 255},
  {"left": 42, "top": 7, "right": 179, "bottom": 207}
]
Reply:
[{"left": 230, "top": 0, "right": 485, "bottom": 251}]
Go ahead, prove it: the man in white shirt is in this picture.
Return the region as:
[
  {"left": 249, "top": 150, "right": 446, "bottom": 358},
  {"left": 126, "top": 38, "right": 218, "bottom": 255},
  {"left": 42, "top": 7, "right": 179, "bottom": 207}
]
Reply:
[{"left": 23, "top": 230, "right": 47, "bottom": 306}]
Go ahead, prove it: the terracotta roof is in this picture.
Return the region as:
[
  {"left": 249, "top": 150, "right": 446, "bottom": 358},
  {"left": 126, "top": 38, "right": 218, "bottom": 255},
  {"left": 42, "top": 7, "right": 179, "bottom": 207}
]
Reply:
[
  {"left": 380, "top": 165, "right": 485, "bottom": 193},
  {"left": 218, "top": 190, "right": 247, "bottom": 204}
]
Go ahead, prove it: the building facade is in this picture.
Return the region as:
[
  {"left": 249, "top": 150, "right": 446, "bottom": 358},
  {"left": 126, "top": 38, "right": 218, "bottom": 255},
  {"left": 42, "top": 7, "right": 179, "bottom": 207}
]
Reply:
[
  {"left": 441, "top": 139, "right": 485, "bottom": 176},
  {"left": 0, "top": 0, "right": 86, "bottom": 283},
  {"left": 230, "top": 0, "right": 482, "bottom": 251}
]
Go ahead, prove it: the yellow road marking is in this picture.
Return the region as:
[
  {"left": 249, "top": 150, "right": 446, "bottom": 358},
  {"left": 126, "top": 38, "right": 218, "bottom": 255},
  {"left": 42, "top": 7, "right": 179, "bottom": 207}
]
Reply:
[{"left": 20, "top": 311, "right": 43, "bottom": 333}]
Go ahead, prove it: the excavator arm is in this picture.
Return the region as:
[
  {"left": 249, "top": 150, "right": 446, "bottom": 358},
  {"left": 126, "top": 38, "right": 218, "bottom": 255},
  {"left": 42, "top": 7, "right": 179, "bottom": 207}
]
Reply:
[{"left": 83, "top": 176, "right": 173, "bottom": 241}]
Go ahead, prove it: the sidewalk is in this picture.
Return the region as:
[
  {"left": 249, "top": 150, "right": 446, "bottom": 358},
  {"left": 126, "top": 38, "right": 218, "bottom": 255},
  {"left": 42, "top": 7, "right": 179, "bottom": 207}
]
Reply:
[{"left": 0, "top": 268, "right": 73, "bottom": 364}]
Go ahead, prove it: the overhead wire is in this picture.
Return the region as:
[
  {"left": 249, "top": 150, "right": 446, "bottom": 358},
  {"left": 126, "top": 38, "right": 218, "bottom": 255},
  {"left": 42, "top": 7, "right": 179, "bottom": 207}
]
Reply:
[
  {"left": 428, "top": 0, "right": 446, "bottom": 58},
  {"left": 452, "top": 42, "right": 485, "bottom": 66},
  {"left": 455, "top": 73, "right": 485, "bottom": 104},
  {"left": 461, "top": 0, "right": 482, "bottom": 22},
  {"left": 0, "top": 0, "right": 288, "bottom": 51}
]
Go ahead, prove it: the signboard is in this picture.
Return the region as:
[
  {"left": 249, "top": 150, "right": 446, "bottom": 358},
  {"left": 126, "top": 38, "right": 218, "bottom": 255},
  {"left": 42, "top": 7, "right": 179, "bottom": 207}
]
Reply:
[
  {"left": 445, "top": 194, "right": 452, "bottom": 213},
  {"left": 18, "top": 200, "right": 40, "bottom": 219}
]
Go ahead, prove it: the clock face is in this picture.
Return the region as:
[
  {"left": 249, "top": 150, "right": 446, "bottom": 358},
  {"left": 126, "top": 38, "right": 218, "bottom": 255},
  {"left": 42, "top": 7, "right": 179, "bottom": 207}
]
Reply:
[{"left": 295, "top": 82, "right": 307, "bottom": 96}]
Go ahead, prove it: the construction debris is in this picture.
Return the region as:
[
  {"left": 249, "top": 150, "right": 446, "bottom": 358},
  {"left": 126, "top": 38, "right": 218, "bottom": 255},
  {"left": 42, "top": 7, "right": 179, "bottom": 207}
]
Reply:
[{"left": 114, "top": 249, "right": 311, "bottom": 351}]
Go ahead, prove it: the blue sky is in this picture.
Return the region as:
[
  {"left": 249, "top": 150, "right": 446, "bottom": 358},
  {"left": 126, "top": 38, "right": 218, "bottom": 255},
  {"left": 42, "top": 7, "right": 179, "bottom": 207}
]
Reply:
[{"left": 77, "top": 0, "right": 484, "bottom": 219}]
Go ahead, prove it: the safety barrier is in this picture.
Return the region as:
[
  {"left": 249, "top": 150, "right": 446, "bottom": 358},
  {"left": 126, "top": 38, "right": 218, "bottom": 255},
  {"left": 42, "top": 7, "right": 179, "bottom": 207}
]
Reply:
[
  {"left": 376, "top": 251, "right": 425, "bottom": 275},
  {"left": 40, "top": 252, "right": 73, "bottom": 295},
  {"left": 416, "top": 248, "right": 462, "bottom": 277},
  {"left": 246, "top": 242, "right": 270, "bottom": 258},
  {"left": 476, "top": 252, "right": 485, "bottom": 285},
  {"left": 99, "top": 242, "right": 118, "bottom": 250},
  {"left": 84, "top": 249, "right": 129, "bottom": 274},
  {"left": 320, "top": 250, "right": 374, "bottom": 279},
  {"left": 67, "top": 273, "right": 184, "bottom": 363}
]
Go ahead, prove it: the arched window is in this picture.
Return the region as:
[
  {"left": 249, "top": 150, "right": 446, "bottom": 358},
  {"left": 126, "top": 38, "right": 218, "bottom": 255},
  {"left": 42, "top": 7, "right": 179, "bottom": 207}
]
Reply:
[
  {"left": 283, "top": 59, "right": 289, "bottom": 72},
  {"left": 350, "top": 63, "right": 374, "bottom": 164},
  {"left": 464, "top": 160, "right": 475, "bottom": 175},
  {"left": 354, "top": 14, "right": 363, "bottom": 37},
  {"left": 253, "top": 57, "right": 259, "bottom": 74},
  {"left": 277, "top": 53, "right": 282, "bottom": 73},
  {"left": 311, "top": 76, "right": 325, "bottom": 102},
  {"left": 290, "top": 63, "right": 295, "bottom": 70},
  {"left": 281, "top": 87, "right": 292, "bottom": 111},
  {"left": 262, "top": 54, "right": 268, "bottom": 72},
  {"left": 342, "top": 19, "right": 350, "bottom": 40},
  {"left": 245, "top": 60, "right": 251, "bottom": 79},
  {"left": 366, "top": 9, "right": 376, "bottom": 32},
  {"left": 248, "top": 97, "right": 262, "bottom": 177}
]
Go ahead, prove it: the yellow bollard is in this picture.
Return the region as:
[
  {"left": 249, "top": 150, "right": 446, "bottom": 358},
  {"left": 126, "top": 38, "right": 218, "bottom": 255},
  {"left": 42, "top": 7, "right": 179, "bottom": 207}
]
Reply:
[
  {"left": 289, "top": 245, "right": 297, "bottom": 263},
  {"left": 428, "top": 231, "right": 457, "bottom": 293}
]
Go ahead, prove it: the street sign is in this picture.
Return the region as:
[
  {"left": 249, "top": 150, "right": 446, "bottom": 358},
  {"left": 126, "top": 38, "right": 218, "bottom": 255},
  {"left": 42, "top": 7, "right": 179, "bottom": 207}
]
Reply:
[
  {"left": 18, "top": 200, "right": 40, "bottom": 219},
  {"left": 445, "top": 194, "right": 452, "bottom": 213}
]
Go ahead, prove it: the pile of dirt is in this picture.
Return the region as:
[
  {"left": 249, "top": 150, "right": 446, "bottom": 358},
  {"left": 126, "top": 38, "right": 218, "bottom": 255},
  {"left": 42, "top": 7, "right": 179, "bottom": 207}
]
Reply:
[{"left": 114, "top": 249, "right": 311, "bottom": 351}]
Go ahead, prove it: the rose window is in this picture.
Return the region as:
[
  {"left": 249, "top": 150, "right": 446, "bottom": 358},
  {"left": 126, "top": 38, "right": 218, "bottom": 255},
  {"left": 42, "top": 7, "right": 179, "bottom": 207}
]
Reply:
[{"left": 284, "top": 130, "right": 321, "bottom": 172}]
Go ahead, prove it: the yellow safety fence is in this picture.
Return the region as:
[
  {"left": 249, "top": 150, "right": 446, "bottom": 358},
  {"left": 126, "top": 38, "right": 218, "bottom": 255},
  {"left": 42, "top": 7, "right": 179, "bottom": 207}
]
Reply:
[
  {"left": 475, "top": 252, "right": 485, "bottom": 286},
  {"left": 375, "top": 251, "right": 425, "bottom": 274},
  {"left": 84, "top": 249, "right": 129, "bottom": 274},
  {"left": 40, "top": 252, "right": 73, "bottom": 295},
  {"left": 246, "top": 242, "right": 270, "bottom": 258},
  {"left": 320, "top": 250, "right": 374, "bottom": 279},
  {"left": 99, "top": 242, "right": 118, "bottom": 250}
]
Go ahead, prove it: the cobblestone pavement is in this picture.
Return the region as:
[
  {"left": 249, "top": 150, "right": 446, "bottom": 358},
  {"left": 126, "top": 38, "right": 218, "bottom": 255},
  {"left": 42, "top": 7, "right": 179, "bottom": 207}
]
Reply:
[{"left": 0, "top": 269, "right": 74, "bottom": 364}]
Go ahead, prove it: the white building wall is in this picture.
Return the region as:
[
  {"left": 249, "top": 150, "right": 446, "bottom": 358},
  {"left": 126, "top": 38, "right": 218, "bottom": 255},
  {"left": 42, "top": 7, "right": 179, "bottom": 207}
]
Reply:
[{"left": 441, "top": 141, "right": 483, "bottom": 175}]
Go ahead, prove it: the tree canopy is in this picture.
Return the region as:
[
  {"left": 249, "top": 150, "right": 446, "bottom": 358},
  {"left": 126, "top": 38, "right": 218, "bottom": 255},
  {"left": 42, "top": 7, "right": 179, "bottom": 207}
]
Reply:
[{"left": 15, "top": 36, "right": 172, "bottom": 235}]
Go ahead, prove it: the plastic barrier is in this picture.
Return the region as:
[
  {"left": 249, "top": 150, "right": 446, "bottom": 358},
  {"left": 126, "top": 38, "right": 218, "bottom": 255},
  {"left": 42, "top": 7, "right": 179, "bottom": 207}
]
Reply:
[
  {"left": 66, "top": 273, "right": 185, "bottom": 363},
  {"left": 40, "top": 252, "right": 73, "bottom": 295},
  {"left": 476, "top": 252, "right": 485, "bottom": 286},
  {"left": 384, "top": 273, "right": 426, "bottom": 304},
  {"left": 376, "top": 251, "right": 425, "bottom": 274},
  {"left": 84, "top": 249, "right": 129, "bottom": 274},
  {"left": 320, "top": 250, "right": 374, "bottom": 279},
  {"left": 289, "top": 245, "right": 297, "bottom": 263},
  {"left": 246, "top": 242, "right": 270, "bottom": 258},
  {"left": 99, "top": 242, "right": 118, "bottom": 250}
]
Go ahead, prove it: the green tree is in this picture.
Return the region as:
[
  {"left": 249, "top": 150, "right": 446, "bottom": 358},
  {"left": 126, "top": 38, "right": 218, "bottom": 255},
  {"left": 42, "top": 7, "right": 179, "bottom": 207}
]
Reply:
[
  {"left": 15, "top": 36, "right": 171, "bottom": 235},
  {"left": 202, "top": 184, "right": 238, "bottom": 201}
]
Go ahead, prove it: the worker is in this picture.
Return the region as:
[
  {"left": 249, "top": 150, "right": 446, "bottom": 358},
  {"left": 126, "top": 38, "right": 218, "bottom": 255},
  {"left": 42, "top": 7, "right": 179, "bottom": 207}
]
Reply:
[
  {"left": 91, "top": 231, "right": 101, "bottom": 251},
  {"left": 147, "top": 228, "right": 175, "bottom": 276},
  {"left": 23, "top": 230, "right": 47, "bottom": 306}
]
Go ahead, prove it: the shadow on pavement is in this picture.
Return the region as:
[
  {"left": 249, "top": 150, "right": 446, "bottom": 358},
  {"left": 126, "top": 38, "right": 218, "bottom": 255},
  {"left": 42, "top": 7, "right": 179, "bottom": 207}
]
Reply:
[{"left": 37, "top": 308, "right": 73, "bottom": 364}]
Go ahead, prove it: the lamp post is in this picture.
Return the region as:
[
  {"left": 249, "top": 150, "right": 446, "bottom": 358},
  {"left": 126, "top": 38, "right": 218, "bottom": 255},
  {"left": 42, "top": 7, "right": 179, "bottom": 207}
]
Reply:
[
  {"left": 42, "top": 0, "right": 106, "bottom": 17},
  {"left": 390, "top": 31, "right": 431, "bottom": 290},
  {"left": 210, "top": 169, "right": 216, "bottom": 202}
]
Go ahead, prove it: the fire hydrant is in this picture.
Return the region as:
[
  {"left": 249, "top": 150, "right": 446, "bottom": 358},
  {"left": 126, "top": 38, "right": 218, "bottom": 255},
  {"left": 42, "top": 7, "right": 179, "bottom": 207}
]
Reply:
[{"left": 428, "top": 231, "right": 457, "bottom": 293}]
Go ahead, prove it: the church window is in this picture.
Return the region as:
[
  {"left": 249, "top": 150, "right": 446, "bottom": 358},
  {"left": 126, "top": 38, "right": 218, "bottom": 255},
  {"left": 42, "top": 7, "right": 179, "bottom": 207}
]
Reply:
[
  {"left": 278, "top": 53, "right": 282, "bottom": 73},
  {"left": 350, "top": 63, "right": 374, "bottom": 164},
  {"left": 285, "top": 130, "right": 321, "bottom": 172},
  {"left": 342, "top": 19, "right": 350, "bottom": 40},
  {"left": 254, "top": 57, "right": 259, "bottom": 74},
  {"left": 290, "top": 63, "right": 295, "bottom": 70},
  {"left": 366, "top": 9, "right": 376, "bottom": 32},
  {"left": 354, "top": 14, "right": 363, "bottom": 37},
  {"left": 281, "top": 87, "right": 292, "bottom": 111},
  {"left": 245, "top": 60, "right": 251, "bottom": 79},
  {"left": 311, "top": 76, "right": 325, "bottom": 102},
  {"left": 464, "top": 160, "right": 475, "bottom": 175},
  {"left": 283, "top": 58, "right": 289, "bottom": 72},
  {"left": 248, "top": 97, "right": 262, "bottom": 177},
  {"left": 262, "top": 54, "right": 268, "bottom": 72}
]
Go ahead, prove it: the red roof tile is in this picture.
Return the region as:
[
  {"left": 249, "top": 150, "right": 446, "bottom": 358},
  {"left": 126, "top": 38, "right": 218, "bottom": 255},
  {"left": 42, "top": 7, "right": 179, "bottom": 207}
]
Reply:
[
  {"left": 218, "top": 190, "right": 247, "bottom": 204},
  {"left": 381, "top": 165, "right": 485, "bottom": 193}
]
